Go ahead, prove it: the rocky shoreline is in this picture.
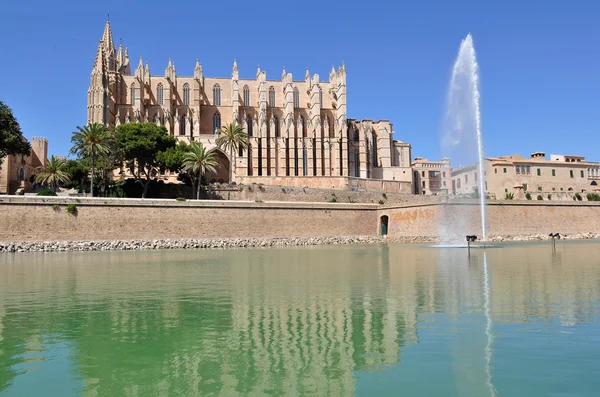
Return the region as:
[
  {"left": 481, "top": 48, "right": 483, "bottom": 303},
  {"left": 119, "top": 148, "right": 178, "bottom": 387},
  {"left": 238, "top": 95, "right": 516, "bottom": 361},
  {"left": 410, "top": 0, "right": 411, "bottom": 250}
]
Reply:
[{"left": 1, "top": 233, "right": 598, "bottom": 253}]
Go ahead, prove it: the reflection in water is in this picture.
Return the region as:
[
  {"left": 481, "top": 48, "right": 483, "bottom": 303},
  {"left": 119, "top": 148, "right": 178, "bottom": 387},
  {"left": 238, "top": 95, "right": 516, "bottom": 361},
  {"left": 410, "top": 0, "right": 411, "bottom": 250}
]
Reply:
[
  {"left": 1, "top": 242, "right": 600, "bottom": 396},
  {"left": 482, "top": 251, "right": 496, "bottom": 397}
]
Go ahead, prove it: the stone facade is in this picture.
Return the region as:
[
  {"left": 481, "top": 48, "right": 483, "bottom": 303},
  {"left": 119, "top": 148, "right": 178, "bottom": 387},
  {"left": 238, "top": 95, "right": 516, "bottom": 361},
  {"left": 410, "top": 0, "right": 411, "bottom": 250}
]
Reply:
[
  {"left": 451, "top": 152, "right": 600, "bottom": 199},
  {"left": 411, "top": 157, "right": 452, "bottom": 195},
  {"left": 0, "top": 137, "right": 47, "bottom": 194},
  {"left": 88, "top": 22, "right": 412, "bottom": 188}
]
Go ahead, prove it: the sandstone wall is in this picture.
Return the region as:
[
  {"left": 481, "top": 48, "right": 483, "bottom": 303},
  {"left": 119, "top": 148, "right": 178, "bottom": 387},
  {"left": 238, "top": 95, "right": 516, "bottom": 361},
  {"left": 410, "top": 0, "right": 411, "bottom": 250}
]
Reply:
[
  {"left": 0, "top": 197, "right": 377, "bottom": 242},
  {"left": 380, "top": 201, "right": 600, "bottom": 238}
]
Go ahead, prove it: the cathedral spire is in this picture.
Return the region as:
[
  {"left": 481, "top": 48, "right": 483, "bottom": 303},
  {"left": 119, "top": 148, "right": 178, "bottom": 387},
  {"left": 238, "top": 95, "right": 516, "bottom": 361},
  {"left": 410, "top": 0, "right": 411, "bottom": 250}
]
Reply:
[
  {"left": 232, "top": 59, "right": 238, "bottom": 79},
  {"left": 281, "top": 66, "right": 286, "bottom": 80},
  {"left": 100, "top": 20, "right": 115, "bottom": 55}
]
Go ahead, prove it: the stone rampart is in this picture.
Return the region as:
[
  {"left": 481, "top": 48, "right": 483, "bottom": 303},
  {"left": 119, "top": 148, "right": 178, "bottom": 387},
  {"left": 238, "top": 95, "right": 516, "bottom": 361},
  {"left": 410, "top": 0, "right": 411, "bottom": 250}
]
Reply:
[{"left": 0, "top": 196, "right": 377, "bottom": 242}]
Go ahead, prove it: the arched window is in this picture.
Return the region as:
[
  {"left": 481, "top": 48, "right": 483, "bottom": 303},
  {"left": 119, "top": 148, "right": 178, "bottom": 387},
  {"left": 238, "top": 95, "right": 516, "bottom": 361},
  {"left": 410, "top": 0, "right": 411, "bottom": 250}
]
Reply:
[
  {"left": 157, "top": 84, "right": 164, "bottom": 105},
  {"left": 243, "top": 85, "right": 250, "bottom": 107},
  {"left": 293, "top": 87, "right": 299, "bottom": 108},
  {"left": 246, "top": 116, "right": 253, "bottom": 137},
  {"left": 183, "top": 84, "right": 190, "bottom": 106},
  {"left": 372, "top": 132, "right": 378, "bottom": 167},
  {"left": 300, "top": 115, "right": 306, "bottom": 137},
  {"left": 269, "top": 86, "right": 275, "bottom": 108},
  {"left": 213, "top": 112, "right": 221, "bottom": 133},
  {"left": 130, "top": 83, "right": 135, "bottom": 104},
  {"left": 273, "top": 116, "right": 279, "bottom": 137},
  {"left": 319, "top": 87, "right": 323, "bottom": 108},
  {"left": 213, "top": 84, "right": 221, "bottom": 106}
]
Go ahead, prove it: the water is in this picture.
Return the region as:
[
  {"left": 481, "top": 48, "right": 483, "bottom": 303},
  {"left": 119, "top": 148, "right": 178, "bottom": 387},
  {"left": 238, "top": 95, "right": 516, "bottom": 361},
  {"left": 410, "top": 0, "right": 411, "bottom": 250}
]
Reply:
[
  {"left": 1, "top": 242, "right": 600, "bottom": 396},
  {"left": 442, "top": 33, "right": 487, "bottom": 242}
]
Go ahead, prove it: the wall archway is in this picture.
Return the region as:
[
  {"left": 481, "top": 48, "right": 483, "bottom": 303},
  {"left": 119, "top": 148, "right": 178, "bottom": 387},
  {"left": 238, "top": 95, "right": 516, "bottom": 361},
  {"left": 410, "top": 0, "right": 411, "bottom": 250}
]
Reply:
[
  {"left": 206, "top": 149, "right": 230, "bottom": 184},
  {"left": 380, "top": 215, "right": 389, "bottom": 236}
]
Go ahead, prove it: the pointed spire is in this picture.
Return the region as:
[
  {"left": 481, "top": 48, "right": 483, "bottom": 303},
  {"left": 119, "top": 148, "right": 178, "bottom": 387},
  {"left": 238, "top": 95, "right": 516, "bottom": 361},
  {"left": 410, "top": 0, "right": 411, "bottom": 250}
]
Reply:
[
  {"left": 305, "top": 67, "right": 310, "bottom": 81},
  {"left": 256, "top": 65, "right": 261, "bottom": 78},
  {"left": 117, "top": 43, "right": 124, "bottom": 64},
  {"left": 137, "top": 57, "right": 143, "bottom": 69},
  {"left": 232, "top": 58, "right": 238, "bottom": 79},
  {"left": 194, "top": 59, "right": 202, "bottom": 81},
  {"left": 100, "top": 20, "right": 115, "bottom": 54},
  {"left": 233, "top": 58, "right": 238, "bottom": 72},
  {"left": 281, "top": 66, "right": 286, "bottom": 80},
  {"left": 91, "top": 39, "right": 105, "bottom": 73}
]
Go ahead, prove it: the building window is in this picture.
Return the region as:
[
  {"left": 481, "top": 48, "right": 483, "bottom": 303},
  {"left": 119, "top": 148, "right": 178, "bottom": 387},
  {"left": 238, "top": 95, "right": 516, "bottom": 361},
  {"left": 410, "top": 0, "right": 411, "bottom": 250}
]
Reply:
[
  {"left": 505, "top": 188, "right": 508, "bottom": 193},
  {"left": 213, "top": 112, "right": 221, "bottom": 133},
  {"left": 457, "top": 179, "right": 461, "bottom": 188},
  {"left": 246, "top": 116, "right": 253, "bottom": 137},
  {"left": 570, "top": 170, "right": 574, "bottom": 178},
  {"left": 269, "top": 86, "right": 275, "bottom": 108},
  {"left": 494, "top": 168, "right": 497, "bottom": 174},
  {"left": 183, "top": 84, "right": 190, "bottom": 105},
  {"left": 552, "top": 169, "right": 556, "bottom": 177},
  {"left": 422, "top": 171, "right": 425, "bottom": 177},
  {"left": 130, "top": 84, "right": 135, "bottom": 104},
  {"left": 243, "top": 85, "right": 250, "bottom": 107},
  {"left": 516, "top": 165, "right": 521, "bottom": 174},
  {"left": 442, "top": 172, "right": 446, "bottom": 177},
  {"left": 581, "top": 170, "right": 584, "bottom": 178},
  {"left": 552, "top": 187, "right": 556, "bottom": 191},
  {"left": 179, "top": 116, "right": 185, "bottom": 136},
  {"left": 273, "top": 116, "right": 279, "bottom": 137},
  {"left": 537, "top": 168, "right": 541, "bottom": 176},
  {"left": 422, "top": 181, "right": 425, "bottom": 188},
  {"left": 503, "top": 168, "right": 507, "bottom": 173},
  {"left": 213, "top": 84, "right": 221, "bottom": 106},
  {"left": 157, "top": 84, "right": 164, "bottom": 105},
  {"left": 293, "top": 87, "right": 299, "bottom": 108},
  {"left": 538, "top": 186, "right": 542, "bottom": 191}
]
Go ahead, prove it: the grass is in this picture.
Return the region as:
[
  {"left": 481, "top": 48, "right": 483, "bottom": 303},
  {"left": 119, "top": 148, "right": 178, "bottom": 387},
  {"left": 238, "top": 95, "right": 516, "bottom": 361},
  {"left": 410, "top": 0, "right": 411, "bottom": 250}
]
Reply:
[
  {"left": 37, "top": 188, "right": 57, "bottom": 196},
  {"left": 66, "top": 204, "right": 78, "bottom": 216},
  {"left": 175, "top": 197, "right": 186, "bottom": 201},
  {"left": 52, "top": 204, "right": 61, "bottom": 212},
  {"left": 505, "top": 192, "right": 514, "bottom": 200}
]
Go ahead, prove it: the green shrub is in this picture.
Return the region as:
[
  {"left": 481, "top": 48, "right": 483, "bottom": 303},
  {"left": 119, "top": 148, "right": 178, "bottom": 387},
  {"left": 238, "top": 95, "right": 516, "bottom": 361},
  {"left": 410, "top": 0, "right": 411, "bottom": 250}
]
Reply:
[
  {"left": 328, "top": 197, "right": 337, "bottom": 203},
  {"left": 525, "top": 192, "right": 532, "bottom": 200},
  {"left": 378, "top": 199, "right": 385, "bottom": 205},
  {"left": 175, "top": 197, "right": 186, "bottom": 201},
  {"left": 505, "top": 192, "right": 514, "bottom": 200},
  {"left": 52, "top": 204, "right": 61, "bottom": 212},
  {"left": 547, "top": 194, "right": 552, "bottom": 200},
  {"left": 587, "top": 193, "right": 600, "bottom": 201},
  {"left": 575, "top": 192, "right": 582, "bottom": 201},
  {"left": 537, "top": 195, "right": 543, "bottom": 200},
  {"left": 37, "top": 188, "right": 57, "bottom": 196},
  {"left": 254, "top": 199, "right": 263, "bottom": 203},
  {"left": 66, "top": 204, "right": 78, "bottom": 216}
]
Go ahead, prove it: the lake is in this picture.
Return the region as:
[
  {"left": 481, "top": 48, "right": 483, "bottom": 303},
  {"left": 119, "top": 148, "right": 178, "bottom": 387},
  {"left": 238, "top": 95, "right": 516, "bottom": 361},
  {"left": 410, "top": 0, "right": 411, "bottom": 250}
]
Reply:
[{"left": 1, "top": 241, "right": 599, "bottom": 396}]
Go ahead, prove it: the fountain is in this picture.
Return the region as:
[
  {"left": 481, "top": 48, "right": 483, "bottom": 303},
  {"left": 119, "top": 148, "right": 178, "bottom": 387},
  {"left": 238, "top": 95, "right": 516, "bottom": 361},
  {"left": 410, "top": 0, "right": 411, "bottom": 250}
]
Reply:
[{"left": 440, "top": 33, "right": 487, "bottom": 244}]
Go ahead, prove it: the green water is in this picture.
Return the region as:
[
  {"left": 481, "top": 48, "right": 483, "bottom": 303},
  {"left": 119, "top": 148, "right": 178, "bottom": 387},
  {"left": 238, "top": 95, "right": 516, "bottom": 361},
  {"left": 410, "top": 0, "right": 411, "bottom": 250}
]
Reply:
[{"left": 1, "top": 242, "right": 600, "bottom": 396}]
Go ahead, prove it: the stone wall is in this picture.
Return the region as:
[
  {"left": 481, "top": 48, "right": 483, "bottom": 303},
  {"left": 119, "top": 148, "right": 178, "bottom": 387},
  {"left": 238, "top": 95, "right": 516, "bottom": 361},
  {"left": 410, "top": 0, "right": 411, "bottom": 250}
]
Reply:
[
  {"left": 379, "top": 201, "right": 600, "bottom": 239},
  {"left": 235, "top": 176, "right": 412, "bottom": 193},
  {"left": 0, "top": 197, "right": 377, "bottom": 242}
]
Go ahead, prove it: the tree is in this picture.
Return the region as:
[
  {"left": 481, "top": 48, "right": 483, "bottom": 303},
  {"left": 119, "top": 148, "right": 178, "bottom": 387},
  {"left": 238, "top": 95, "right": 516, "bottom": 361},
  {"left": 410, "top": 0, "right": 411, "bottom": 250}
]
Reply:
[
  {"left": 215, "top": 122, "right": 248, "bottom": 185},
  {"left": 182, "top": 142, "right": 220, "bottom": 200},
  {"left": 70, "top": 123, "right": 113, "bottom": 197},
  {"left": 115, "top": 123, "right": 177, "bottom": 198},
  {"left": 63, "top": 159, "right": 91, "bottom": 193},
  {"left": 35, "top": 156, "right": 71, "bottom": 191},
  {"left": 0, "top": 100, "right": 30, "bottom": 165}
]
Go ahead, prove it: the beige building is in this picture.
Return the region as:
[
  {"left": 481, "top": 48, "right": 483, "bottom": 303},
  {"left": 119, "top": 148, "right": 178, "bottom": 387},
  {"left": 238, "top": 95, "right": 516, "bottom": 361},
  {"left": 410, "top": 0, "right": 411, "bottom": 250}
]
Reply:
[
  {"left": 0, "top": 137, "right": 47, "bottom": 194},
  {"left": 88, "top": 22, "right": 412, "bottom": 191},
  {"left": 451, "top": 152, "right": 600, "bottom": 200},
  {"left": 411, "top": 157, "right": 452, "bottom": 195}
]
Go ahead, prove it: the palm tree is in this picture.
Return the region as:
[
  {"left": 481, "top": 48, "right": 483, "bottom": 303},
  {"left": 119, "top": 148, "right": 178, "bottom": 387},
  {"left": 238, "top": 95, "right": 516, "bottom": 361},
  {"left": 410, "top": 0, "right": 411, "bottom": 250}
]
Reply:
[
  {"left": 182, "top": 142, "right": 220, "bottom": 200},
  {"left": 35, "top": 156, "right": 71, "bottom": 191},
  {"left": 70, "top": 123, "right": 113, "bottom": 197},
  {"left": 215, "top": 122, "right": 248, "bottom": 185}
]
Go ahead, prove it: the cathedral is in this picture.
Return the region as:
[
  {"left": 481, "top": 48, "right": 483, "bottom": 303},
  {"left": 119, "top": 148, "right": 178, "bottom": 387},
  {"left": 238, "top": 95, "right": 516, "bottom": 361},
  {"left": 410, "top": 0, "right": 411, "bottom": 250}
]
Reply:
[{"left": 88, "top": 21, "right": 412, "bottom": 190}]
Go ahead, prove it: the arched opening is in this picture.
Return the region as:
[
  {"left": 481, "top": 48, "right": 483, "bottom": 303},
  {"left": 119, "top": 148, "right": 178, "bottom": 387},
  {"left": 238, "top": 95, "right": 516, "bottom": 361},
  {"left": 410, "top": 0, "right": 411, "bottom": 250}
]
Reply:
[
  {"left": 380, "top": 215, "right": 389, "bottom": 236},
  {"left": 591, "top": 181, "right": 598, "bottom": 186},
  {"left": 206, "top": 149, "right": 230, "bottom": 183}
]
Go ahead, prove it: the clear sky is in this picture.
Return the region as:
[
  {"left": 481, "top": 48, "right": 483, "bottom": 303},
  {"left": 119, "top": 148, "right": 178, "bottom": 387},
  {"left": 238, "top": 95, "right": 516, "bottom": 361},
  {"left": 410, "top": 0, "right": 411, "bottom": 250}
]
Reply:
[{"left": 1, "top": 0, "right": 598, "bottom": 163}]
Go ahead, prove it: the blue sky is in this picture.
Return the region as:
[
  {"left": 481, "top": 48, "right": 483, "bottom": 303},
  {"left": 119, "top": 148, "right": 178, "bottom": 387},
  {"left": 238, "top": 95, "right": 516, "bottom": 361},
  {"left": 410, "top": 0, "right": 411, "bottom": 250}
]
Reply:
[{"left": 1, "top": 0, "right": 598, "bottom": 163}]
